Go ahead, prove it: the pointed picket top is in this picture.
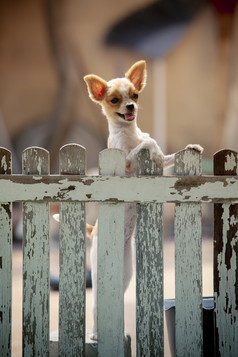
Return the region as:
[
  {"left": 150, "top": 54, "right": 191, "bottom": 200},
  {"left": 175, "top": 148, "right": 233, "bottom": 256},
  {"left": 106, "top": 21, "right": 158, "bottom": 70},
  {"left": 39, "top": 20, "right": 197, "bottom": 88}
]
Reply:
[
  {"left": 99, "top": 148, "right": 126, "bottom": 176},
  {"left": 136, "top": 148, "right": 163, "bottom": 176},
  {"left": 175, "top": 148, "right": 202, "bottom": 176},
  {"left": 59, "top": 144, "right": 86, "bottom": 175},
  {"left": 0, "top": 147, "right": 12, "bottom": 174},
  {"left": 214, "top": 149, "right": 238, "bottom": 175},
  {"left": 22, "top": 147, "right": 49, "bottom": 175}
]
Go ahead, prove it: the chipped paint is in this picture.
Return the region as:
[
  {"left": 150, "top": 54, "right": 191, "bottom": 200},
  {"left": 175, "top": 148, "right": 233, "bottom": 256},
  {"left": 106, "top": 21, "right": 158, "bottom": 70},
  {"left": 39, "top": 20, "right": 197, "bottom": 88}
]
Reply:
[
  {"left": 214, "top": 204, "right": 238, "bottom": 355},
  {"left": 0, "top": 203, "right": 12, "bottom": 356},
  {"left": 225, "top": 153, "right": 236, "bottom": 172},
  {"left": 0, "top": 148, "right": 11, "bottom": 356},
  {"left": 1, "top": 146, "right": 238, "bottom": 356},
  {"left": 136, "top": 203, "right": 164, "bottom": 356},
  {"left": 174, "top": 149, "right": 203, "bottom": 357},
  {"left": 1, "top": 156, "right": 7, "bottom": 173},
  {"left": 59, "top": 202, "right": 86, "bottom": 356},
  {"left": 136, "top": 149, "right": 164, "bottom": 356},
  {"left": 22, "top": 147, "right": 50, "bottom": 356},
  {"left": 97, "top": 149, "right": 125, "bottom": 357},
  {"left": 58, "top": 143, "right": 86, "bottom": 356},
  {"left": 0, "top": 175, "right": 238, "bottom": 204}
]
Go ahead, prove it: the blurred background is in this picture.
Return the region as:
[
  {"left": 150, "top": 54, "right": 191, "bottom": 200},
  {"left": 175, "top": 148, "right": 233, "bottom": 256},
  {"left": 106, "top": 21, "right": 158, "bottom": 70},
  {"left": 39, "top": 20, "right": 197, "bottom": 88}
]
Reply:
[{"left": 1, "top": 0, "right": 238, "bottom": 175}]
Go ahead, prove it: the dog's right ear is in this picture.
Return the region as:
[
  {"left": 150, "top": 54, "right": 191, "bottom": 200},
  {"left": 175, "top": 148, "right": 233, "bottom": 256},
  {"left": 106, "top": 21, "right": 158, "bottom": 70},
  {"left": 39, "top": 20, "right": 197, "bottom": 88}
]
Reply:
[{"left": 84, "top": 75, "right": 107, "bottom": 102}]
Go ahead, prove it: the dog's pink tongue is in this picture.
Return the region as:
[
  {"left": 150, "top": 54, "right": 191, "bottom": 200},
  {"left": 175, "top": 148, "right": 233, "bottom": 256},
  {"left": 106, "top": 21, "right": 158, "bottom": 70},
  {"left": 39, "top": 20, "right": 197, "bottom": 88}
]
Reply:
[{"left": 124, "top": 113, "right": 135, "bottom": 121}]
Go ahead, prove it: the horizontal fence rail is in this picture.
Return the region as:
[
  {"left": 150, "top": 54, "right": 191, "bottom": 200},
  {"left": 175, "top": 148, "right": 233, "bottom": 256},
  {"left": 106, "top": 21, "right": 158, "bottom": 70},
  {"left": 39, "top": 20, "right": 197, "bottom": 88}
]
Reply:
[
  {"left": 0, "top": 144, "right": 238, "bottom": 357},
  {"left": 0, "top": 175, "right": 238, "bottom": 203}
]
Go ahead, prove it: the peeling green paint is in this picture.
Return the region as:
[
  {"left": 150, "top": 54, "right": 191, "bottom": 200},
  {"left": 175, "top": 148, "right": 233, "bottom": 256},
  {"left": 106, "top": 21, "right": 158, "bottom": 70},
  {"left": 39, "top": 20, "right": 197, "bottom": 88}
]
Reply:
[
  {"left": 215, "top": 203, "right": 238, "bottom": 355},
  {"left": 1, "top": 145, "right": 238, "bottom": 356},
  {"left": 175, "top": 149, "right": 203, "bottom": 357}
]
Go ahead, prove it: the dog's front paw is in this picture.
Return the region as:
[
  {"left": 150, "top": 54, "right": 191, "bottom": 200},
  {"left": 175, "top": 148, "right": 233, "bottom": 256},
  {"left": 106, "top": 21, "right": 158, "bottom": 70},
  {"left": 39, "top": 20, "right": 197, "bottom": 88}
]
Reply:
[
  {"left": 185, "top": 144, "right": 204, "bottom": 153},
  {"left": 126, "top": 154, "right": 137, "bottom": 174},
  {"left": 150, "top": 151, "right": 164, "bottom": 167}
]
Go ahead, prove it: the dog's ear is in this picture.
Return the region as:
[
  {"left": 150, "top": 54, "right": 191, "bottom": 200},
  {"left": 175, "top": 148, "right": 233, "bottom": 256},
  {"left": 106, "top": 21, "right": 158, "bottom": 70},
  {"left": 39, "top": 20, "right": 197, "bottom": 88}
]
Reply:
[
  {"left": 84, "top": 75, "right": 107, "bottom": 102},
  {"left": 125, "top": 60, "right": 147, "bottom": 92}
]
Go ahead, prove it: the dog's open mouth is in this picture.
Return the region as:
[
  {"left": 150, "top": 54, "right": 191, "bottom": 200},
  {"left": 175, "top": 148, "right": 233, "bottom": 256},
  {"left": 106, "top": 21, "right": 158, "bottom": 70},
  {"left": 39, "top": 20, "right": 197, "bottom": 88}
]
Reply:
[{"left": 117, "top": 112, "right": 135, "bottom": 121}]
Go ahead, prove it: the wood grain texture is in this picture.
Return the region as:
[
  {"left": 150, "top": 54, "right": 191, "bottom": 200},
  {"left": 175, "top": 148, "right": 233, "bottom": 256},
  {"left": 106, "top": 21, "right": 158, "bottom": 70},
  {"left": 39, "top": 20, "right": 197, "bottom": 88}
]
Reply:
[
  {"left": 97, "top": 149, "right": 125, "bottom": 357},
  {"left": 214, "top": 149, "right": 238, "bottom": 356},
  {"left": 58, "top": 144, "right": 86, "bottom": 356},
  {"left": 0, "top": 148, "right": 12, "bottom": 357},
  {"left": 174, "top": 149, "right": 203, "bottom": 357},
  {"left": 136, "top": 149, "right": 164, "bottom": 357},
  {"left": 22, "top": 147, "right": 50, "bottom": 356}
]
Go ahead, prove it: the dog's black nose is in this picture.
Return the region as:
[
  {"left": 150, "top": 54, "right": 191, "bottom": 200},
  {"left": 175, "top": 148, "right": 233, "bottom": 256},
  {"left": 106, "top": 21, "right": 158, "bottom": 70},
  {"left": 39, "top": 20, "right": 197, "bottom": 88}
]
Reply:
[{"left": 126, "top": 104, "right": 134, "bottom": 111}]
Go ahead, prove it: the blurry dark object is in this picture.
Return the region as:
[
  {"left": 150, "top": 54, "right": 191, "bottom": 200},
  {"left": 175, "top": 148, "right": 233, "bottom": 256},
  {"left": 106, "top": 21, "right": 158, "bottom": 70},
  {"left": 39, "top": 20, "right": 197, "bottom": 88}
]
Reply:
[
  {"left": 106, "top": 0, "right": 208, "bottom": 57},
  {"left": 165, "top": 297, "right": 214, "bottom": 357},
  {"left": 210, "top": 0, "right": 238, "bottom": 14}
]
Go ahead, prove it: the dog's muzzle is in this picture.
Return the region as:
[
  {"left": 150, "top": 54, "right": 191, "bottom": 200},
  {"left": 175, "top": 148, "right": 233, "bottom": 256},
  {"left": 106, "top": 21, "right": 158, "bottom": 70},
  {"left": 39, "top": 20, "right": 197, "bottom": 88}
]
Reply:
[{"left": 117, "top": 112, "right": 135, "bottom": 121}]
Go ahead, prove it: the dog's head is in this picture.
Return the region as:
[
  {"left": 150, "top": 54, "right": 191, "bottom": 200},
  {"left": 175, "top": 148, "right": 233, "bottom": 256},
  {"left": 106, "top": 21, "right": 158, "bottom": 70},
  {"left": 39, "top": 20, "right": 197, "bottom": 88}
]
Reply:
[{"left": 84, "top": 61, "right": 146, "bottom": 124}]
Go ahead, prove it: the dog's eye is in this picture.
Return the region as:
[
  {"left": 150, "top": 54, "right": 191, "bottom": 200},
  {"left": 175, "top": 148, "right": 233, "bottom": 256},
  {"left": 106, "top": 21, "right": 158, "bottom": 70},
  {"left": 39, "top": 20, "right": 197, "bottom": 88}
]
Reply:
[
  {"left": 111, "top": 97, "right": 119, "bottom": 104},
  {"left": 132, "top": 93, "right": 138, "bottom": 100}
]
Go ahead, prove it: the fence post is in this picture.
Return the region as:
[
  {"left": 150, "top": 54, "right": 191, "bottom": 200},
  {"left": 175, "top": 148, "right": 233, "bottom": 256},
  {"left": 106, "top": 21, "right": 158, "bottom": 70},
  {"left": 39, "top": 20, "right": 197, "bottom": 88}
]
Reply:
[
  {"left": 136, "top": 149, "right": 164, "bottom": 357},
  {"left": 22, "top": 147, "right": 50, "bottom": 356},
  {"left": 97, "top": 148, "right": 125, "bottom": 357},
  {"left": 58, "top": 143, "right": 86, "bottom": 357},
  {"left": 214, "top": 149, "right": 238, "bottom": 356},
  {"left": 0, "top": 148, "right": 12, "bottom": 357},
  {"left": 174, "top": 148, "right": 203, "bottom": 356}
]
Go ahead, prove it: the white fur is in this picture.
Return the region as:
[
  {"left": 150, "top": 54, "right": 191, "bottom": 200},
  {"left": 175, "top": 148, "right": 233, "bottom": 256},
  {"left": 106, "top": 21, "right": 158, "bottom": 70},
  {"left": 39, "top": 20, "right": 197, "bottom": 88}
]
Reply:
[{"left": 84, "top": 60, "right": 203, "bottom": 339}]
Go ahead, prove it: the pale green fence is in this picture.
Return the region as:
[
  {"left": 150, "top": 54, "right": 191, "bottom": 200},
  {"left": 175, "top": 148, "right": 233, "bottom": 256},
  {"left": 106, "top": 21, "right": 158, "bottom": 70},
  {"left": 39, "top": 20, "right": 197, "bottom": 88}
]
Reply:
[{"left": 0, "top": 144, "right": 238, "bottom": 356}]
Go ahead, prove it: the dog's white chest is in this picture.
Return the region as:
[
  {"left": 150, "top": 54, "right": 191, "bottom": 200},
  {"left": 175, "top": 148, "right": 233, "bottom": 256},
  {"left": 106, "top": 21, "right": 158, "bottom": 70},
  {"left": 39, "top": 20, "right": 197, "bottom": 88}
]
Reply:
[{"left": 109, "top": 127, "right": 142, "bottom": 155}]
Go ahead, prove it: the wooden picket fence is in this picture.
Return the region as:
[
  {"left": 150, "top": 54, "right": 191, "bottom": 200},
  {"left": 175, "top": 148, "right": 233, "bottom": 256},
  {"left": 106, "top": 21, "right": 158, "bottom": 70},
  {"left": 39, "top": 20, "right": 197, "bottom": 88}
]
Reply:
[{"left": 0, "top": 144, "right": 238, "bottom": 356}]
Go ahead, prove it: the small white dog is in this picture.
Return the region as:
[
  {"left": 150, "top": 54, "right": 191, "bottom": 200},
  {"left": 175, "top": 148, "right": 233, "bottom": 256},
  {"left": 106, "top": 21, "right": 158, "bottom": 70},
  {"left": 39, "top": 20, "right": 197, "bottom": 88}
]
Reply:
[{"left": 84, "top": 60, "right": 203, "bottom": 339}]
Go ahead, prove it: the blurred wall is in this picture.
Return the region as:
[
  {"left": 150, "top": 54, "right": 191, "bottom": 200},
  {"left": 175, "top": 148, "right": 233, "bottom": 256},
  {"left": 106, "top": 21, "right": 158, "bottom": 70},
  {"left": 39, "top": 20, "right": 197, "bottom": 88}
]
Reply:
[{"left": 0, "top": 0, "right": 236, "bottom": 166}]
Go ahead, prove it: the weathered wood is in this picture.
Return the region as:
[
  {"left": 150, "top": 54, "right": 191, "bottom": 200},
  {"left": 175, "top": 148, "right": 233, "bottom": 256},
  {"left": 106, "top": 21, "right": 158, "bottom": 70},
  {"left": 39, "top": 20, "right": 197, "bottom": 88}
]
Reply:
[
  {"left": 58, "top": 144, "right": 86, "bottom": 356},
  {"left": 0, "top": 148, "right": 12, "bottom": 357},
  {"left": 22, "top": 147, "right": 50, "bottom": 356},
  {"left": 174, "top": 148, "right": 203, "bottom": 356},
  {"left": 0, "top": 174, "right": 238, "bottom": 203},
  {"left": 1, "top": 144, "right": 238, "bottom": 356},
  {"left": 97, "top": 149, "right": 125, "bottom": 357},
  {"left": 214, "top": 149, "right": 238, "bottom": 356},
  {"left": 136, "top": 149, "right": 164, "bottom": 356}
]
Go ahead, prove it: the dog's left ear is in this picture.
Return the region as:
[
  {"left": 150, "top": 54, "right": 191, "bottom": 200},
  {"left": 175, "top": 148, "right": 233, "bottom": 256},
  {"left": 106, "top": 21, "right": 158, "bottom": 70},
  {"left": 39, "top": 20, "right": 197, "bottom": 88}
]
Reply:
[{"left": 125, "top": 60, "right": 147, "bottom": 92}]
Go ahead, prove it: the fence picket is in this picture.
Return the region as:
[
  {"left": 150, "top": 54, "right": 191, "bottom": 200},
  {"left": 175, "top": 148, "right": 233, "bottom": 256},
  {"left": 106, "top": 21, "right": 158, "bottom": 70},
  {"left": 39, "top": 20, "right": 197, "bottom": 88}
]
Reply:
[
  {"left": 97, "top": 149, "right": 125, "bottom": 357},
  {"left": 174, "top": 148, "right": 203, "bottom": 356},
  {"left": 59, "top": 144, "right": 86, "bottom": 356},
  {"left": 0, "top": 148, "right": 12, "bottom": 357},
  {"left": 22, "top": 147, "right": 50, "bottom": 356},
  {"left": 214, "top": 149, "right": 238, "bottom": 356},
  {"left": 136, "top": 149, "right": 164, "bottom": 357}
]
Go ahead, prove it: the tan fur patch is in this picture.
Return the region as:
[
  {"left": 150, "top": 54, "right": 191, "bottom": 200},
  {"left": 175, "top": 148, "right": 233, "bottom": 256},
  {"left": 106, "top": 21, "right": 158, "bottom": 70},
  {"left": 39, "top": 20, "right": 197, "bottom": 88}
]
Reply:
[{"left": 129, "top": 87, "right": 139, "bottom": 102}]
